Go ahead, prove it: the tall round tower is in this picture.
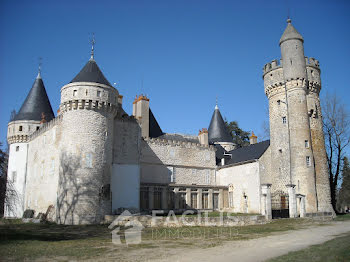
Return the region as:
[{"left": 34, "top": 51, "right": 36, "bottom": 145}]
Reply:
[
  {"left": 305, "top": 58, "right": 334, "bottom": 213},
  {"left": 264, "top": 19, "right": 318, "bottom": 213},
  {"left": 57, "top": 50, "right": 118, "bottom": 224},
  {"left": 6, "top": 70, "right": 54, "bottom": 217}
]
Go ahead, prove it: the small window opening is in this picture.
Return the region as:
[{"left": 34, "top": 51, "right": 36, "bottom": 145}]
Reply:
[
  {"left": 97, "top": 90, "right": 101, "bottom": 97},
  {"left": 16, "top": 146, "right": 19, "bottom": 152},
  {"left": 270, "top": 73, "right": 273, "bottom": 77},
  {"left": 282, "top": 117, "right": 287, "bottom": 124},
  {"left": 73, "top": 90, "right": 77, "bottom": 96},
  {"left": 305, "top": 140, "right": 309, "bottom": 148},
  {"left": 306, "top": 156, "right": 311, "bottom": 167},
  {"left": 12, "top": 171, "right": 17, "bottom": 183},
  {"left": 85, "top": 89, "right": 88, "bottom": 96},
  {"left": 279, "top": 149, "right": 282, "bottom": 153},
  {"left": 290, "top": 59, "right": 293, "bottom": 65},
  {"left": 36, "top": 126, "right": 40, "bottom": 130},
  {"left": 19, "top": 126, "right": 23, "bottom": 131}
]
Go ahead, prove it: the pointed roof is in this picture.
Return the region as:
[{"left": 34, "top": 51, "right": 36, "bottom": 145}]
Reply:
[
  {"left": 13, "top": 73, "right": 54, "bottom": 122},
  {"left": 70, "top": 58, "right": 112, "bottom": 86},
  {"left": 280, "top": 19, "right": 304, "bottom": 45},
  {"left": 208, "top": 105, "right": 233, "bottom": 144},
  {"left": 149, "top": 108, "right": 163, "bottom": 138}
]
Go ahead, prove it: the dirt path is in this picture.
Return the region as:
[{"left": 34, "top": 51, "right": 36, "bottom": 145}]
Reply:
[{"left": 152, "top": 220, "right": 350, "bottom": 262}]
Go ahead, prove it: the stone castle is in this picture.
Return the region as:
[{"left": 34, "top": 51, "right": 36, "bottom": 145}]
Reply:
[{"left": 5, "top": 19, "right": 334, "bottom": 224}]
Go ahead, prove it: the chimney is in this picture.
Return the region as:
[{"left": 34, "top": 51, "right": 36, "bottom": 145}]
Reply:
[
  {"left": 249, "top": 131, "right": 257, "bottom": 145},
  {"left": 132, "top": 94, "right": 150, "bottom": 138},
  {"left": 118, "top": 95, "right": 123, "bottom": 105},
  {"left": 198, "top": 128, "right": 209, "bottom": 146}
]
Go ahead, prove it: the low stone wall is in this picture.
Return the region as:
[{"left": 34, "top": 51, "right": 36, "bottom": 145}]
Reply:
[
  {"left": 304, "top": 212, "right": 334, "bottom": 221},
  {"left": 104, "top": 214, "right": 267, "bottom": 228}
]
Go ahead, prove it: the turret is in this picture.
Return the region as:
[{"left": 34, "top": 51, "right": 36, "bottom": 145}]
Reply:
[
  {"left": 208, "top": 104, "right": 235, "bottom": 151},
  {"left": 280, "top": 19, "right": 306, "bottom": 81},
  {"left": 5, "top": 70, "right": 54, "bottom": 218},
  {"left": 58, "top": 48, "right": 119, "bottom": 224}
]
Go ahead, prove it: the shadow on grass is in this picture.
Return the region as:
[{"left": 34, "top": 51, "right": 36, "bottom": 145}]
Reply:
[{"left": 0, "top": 222, "right": 111, "bottom": 243}]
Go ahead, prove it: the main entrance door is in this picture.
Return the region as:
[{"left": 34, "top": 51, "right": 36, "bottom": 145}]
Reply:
[{"left": 271, "top": 192, "right": 289, "bottom": 219}]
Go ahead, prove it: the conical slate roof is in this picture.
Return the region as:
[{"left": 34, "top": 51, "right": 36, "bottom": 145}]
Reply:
[
  {"left": 208, "top": 105, "right": 233, "bottom": 144},
  {"left": 280, "top": 19, "right": 304, "bottom": 45},
  {"left": 70, "top": 58, "right": 111, "bottom": 86},
  {"left": 13, "top": 73, "right": 54, "bottom": 122}
]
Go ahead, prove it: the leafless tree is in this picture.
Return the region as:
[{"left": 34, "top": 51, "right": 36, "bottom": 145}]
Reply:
[{"left": 322, "top": 93, "right": 350, "bottom": 211}]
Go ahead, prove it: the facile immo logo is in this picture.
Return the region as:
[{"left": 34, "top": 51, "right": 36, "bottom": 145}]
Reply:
[{"left": 108, "top": 210, "right": 144, "bottom": 245}]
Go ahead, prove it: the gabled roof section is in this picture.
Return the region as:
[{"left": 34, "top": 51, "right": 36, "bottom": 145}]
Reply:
[
  {"left": 149, "top": 108, "right": 163, "bottom": 138},
  {"left": 280, "top": 19, "right": 304, "bottom": 45},
  {"left": 224, "top": 140, "right": 270, "bottom": 166},
  {"left": 208, "top": 106, "right": 233, "bottom": 144},
  {"left": 14, "top": 73, "right": 54, "bottom": 122},
  {"left": 70, "top": 59, "right": 112, "bottom": 86}
]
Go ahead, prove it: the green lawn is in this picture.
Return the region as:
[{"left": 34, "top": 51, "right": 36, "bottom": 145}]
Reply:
[
  {"left": 0, "top": 218, "right": 328, "bottom": 261},
  {"left": 268, "top": 233, "right": 350, "bottom": 262},
  {"left": 334, "top": 213, "right": 350, "bottom": 221}
]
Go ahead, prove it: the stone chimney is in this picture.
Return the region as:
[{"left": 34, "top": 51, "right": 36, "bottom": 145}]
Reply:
[
  {"left": 198, "top": 128, "right": 209, "bottom": 146},
  {"left": 249, "top": 131, "right": 257, "bottom": 145},
  {"left": 118, "top": 95, "right": 123, "bottom": 105},
  {"left": 132, "top": 94, "right": 150, "bottom": 138}
]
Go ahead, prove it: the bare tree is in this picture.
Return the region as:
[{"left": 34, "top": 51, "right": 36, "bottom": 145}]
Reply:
[{"left": 322, "top": 93, "right": 350, "bottom": 211}]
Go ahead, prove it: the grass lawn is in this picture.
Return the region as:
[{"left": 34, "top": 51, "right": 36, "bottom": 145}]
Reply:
[
  {"left": 267, "top": 232, "right": 350, "bottom": 262},
  {"left": 0, "top": 218, "right": 328, "bottom": 261},
  {"left": 334, "top": 213, "right": 350, "bottom": 221}
]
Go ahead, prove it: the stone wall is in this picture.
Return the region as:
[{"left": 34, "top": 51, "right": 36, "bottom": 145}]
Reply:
[
  {"left": 217, "top": 161, "right": 261, "bottom": 214},
  {"left": 25, "top": 119, "right": 62, "bottom": 219},
  {"left": 140, "top": 138, "right": 216, "bottom": 186}
]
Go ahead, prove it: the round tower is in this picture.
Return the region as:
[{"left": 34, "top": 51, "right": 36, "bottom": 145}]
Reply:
[
  {"left": 57, "top": 52, "right": 118, "bottom": 224},
  {"left": 264, "top": 19, "right": 318, "bottom": 213},
  {"left": 6, "top": 71, "right": 54, "bottom": 217},
  {"left": 305, "top": 58, "right": 333, "bottom": 212}
]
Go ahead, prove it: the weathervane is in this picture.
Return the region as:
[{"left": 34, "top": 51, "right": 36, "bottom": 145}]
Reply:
[
  {"left": 90, "top": 33, "right": 95, "bottom": 60},
  {"left": 38, "top": 57, "right": 42, "bottom": 78}
]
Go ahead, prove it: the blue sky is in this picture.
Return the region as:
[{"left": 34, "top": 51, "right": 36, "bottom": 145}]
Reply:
[{"left": 0, "top": 0, "right": 349, "bottom": 146}]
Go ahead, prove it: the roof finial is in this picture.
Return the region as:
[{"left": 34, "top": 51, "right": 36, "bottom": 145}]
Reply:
[
  {"left": 37, "top": 57, "right": 42, "bottom": 79},
  {"left": 90, "top": 33, "right": 95, "bottom": 60},
  {"left": 215, "top": 96, "right": 218, "bottom": 109}
]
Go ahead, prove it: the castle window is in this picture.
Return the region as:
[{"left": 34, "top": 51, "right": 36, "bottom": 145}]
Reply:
[
  {"left": 16, "top": 146, "right": 19, "bottom": 152},
  {"left": 279, "top": 149, "right": 282, "bottom": 153},
  {"left": 12, "top": 171, "right": 17, "bottom": 183},
  {"left": 306, "top": 156, "right": 311, "bottom": 167},
  {"left": 305, "top": 140, "right": 309, "bottom": 148},
  {"left": 97, "top": 90, "right": 101, "bottom": 97},
  {"left": 50, "top": 159, "right": 55, "bottom": 174},
  {"left": 282, "top": 117, "right": 287, "bottom": 124},
  {"left": 205, "top": 170, "right": 210, "bottom": 184},
  {"left": 85, "top": 153, "right": 93, "bottom": 168},
  {"left": 73, "top": 90, "right": 77, "bottom": 96},
  {"left": 36, "top": 126, "right": 40, "bottom": 130},
  {"left": 168, "top": 166, "right": 174, "bottom": 182},
  {"left": 19, "top": 126, "right": 23, "bottom": 131},
  {"left": 85, "top": 89, "right": 88, "bottom": 96}
]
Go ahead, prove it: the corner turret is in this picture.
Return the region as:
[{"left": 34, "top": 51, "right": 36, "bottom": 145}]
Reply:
[
  {"left": 208, "top": 104, "right": 235, "bottom": 151},
  {"left": 7, "top": 71, "right": 54, "bottom": 144}
]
